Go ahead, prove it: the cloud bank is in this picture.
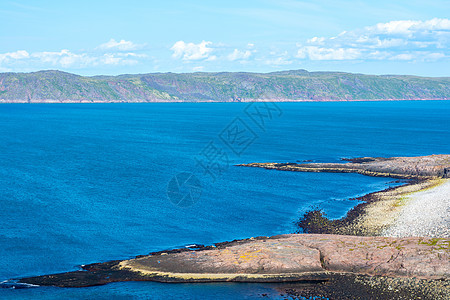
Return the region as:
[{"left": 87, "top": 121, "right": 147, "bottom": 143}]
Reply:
[
  {"left": 0, "top": 39, "right": 148, "bottom": 71},
  {"left": 1, "top": 19, "right": 449, "bottom": 73},
  {"left": 97, "top": 39, "right": 145, "bottom": 51},
  {"left": 296, "top": 18, "right": 450, "bottom": 61}
]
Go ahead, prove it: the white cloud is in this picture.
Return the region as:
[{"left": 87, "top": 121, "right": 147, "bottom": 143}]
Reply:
[
  {"left": 297, "top": 18, "right": 450, "bottom": 62},
  {"left": 0, "top": 38, "right": 150, "bottom": 71},
  {"left": 31, "top": 50, "right": 97, "bottom": 67},
  {"left": 424, "top": 52, "right": 446, "bottom": 60},
  {"left": 227, "top": 49, "right": 252, "bottom": 61},
  {"left": 1, "top": 49, "right": 148, "bottom": 70},
  {"left": 307, "top": 37, "right": 325, "bottom": 45},
  {"left": 0, "top": 50, "right": 29, "bottom": 63},
  {"left": 389, "top": 53, "right": 414, "bottom": 61},
  {"left": 367, "top": 51, "right": 391, "bottom": 60},
  {"left": 205, "top": 55, "right": 217, "bottom": 61},
  {"left": 264, "top": 51, "right": 292, "bottom": 66},
  {"left": 100, "top": 53, "right": 140, "bottom": 65},
  {"left": 171, "top": 41, "right": 214, "bottom": 61},
  {"left": 369, "top": 18, "right": 450, "bottom": 36},
  {"left": 297, "top": 46, "right": 361, "bottom": 60},
  {"left": 97, "top": 39, "right": 143, "bottom": 51},
  {"left": 193, "top": 66, "right": 204, "bottom": 71},
  {"left": 389, "top": 51, "right": 446, "bottom": 61}
]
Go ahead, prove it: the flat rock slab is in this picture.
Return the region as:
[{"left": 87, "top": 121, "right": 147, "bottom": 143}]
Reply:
[
  {"left": 20, "top": 234, "right": 448, "bottom": 287},
  {"left": 239, "top": 155, "right": 450, "bottom": 179},
  {"left": 294, "top": 234, "right": 449, "bottom": 279},
  {"left": 121, "top": 234, "right": 449, "bottom": 280},
  {"left": 121, "top": 238, "right": 324, "bottom": 275}
]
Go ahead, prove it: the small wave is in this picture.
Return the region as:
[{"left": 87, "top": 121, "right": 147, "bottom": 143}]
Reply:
[
  {"left": 0, "top": 280, "right": 39, "bottom": 289},
  {"left": 185, "top": 244, "right": 205, "bottom": 249}
]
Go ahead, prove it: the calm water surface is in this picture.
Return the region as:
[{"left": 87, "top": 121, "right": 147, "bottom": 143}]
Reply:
[{"left": 0, "top": 101, "right": 449, "bottom": 299}]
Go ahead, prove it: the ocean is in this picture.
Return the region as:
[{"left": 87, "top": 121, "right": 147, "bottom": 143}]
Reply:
[{"left": 0, "top": 101, "right": 449, "bottom": 299}]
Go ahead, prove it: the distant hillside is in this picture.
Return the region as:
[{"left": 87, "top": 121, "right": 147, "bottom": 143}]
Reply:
[{"left": 0, "top": 70, "right": 449, "bottom": 102}]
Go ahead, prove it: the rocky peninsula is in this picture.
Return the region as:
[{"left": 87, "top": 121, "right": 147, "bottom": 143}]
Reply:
[
  {"left": 238, "top": 154, "right": 450, "bottom": 179},
  {"left": 239, "top": 154, "right": 450, "bottom": 237},
  {"left": 17, "top": 154, "right": 450, "bottom": 299}
]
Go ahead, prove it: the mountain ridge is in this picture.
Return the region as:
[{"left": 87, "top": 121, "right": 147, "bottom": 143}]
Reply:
[{"left": 1, "top": 69, "right": 449, "bottom": 103}]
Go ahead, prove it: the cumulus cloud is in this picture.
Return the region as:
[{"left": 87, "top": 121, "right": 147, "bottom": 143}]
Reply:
[
  {"left": 97, "top": 39, "right": 143, "bottom": 51},
  {"left": 31, "top": 50, "right": 141, "bottom": 67},
  {"left": 264, "top": 51, "right": 293, "bottom": 66},
  {"left": 297, "top": 18, "right": 449, "bottom": 61},
  {"left": 369, "top": 18, "right": 450, "bottom": 35},
  {"left": 227, "top": 49, "right": 252, "bottom": 61},
  {"left": 297, "top": 47, "right": 361, "bottom": 60},
  {"left": 30, "top": 50, "right": 96, "bottom": 67},
  {"left": 193, "top": 66, "right": 204, "bottom": 71},
  {"left": 171, "top": 40, "right": 214, "bottom": 60},
  {"left": 0, "top": 38, "right": 150, "bottom": 71},
  {"left": 0, "top": 50, "right": 30, "bottom": 63},
  {"left": 0, "top": 49, "right": 147, "bottom": 70}
]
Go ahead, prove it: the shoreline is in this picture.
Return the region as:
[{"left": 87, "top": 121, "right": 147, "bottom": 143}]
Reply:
[
  {"left": 12, "top": 155, "right": 450, "bottom": 298},
  {"left": 238, "top": 155, "right": 449, "bottom": 236},
  {"left": 17, "top": 234, "right": 449, "bottom": 299},
  {"left": 1, "top": 99, "right": 449, "bottom": 104},
  {"left": 296, "top": 178, "right": 446, "bottom": 236},
  {"left": 382, "top": 178, "right": 450, "bottom": 238}
]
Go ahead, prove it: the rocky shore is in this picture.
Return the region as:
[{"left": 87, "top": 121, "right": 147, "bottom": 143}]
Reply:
[
  {"left": 294, "top": 179, "right": 446, "bottom": 237},
  {"left": 239, "top": 155, "right": 450, "bottom": 238},
  {"left": 238, "top": 154, "right": 450, "bottom": 179},
  {"left": 16, "top": 155, "right": 450, "bottom": 299},
  {"left": 19, "top": 234, "right": 449, "bottom": 298}
]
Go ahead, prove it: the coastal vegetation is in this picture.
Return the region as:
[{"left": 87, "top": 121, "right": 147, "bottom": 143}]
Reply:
[{"left": 1, "top": 70, "right": 449, "bottom": 102}]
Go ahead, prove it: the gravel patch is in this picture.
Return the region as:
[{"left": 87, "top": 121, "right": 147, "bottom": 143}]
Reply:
[{"left": 383, "top": 179, "right": 450, "bottom": 238}]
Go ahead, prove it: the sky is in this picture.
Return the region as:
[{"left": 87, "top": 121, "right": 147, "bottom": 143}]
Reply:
[{"left": 1, "top": 0, "right": 449, "bottom": 76}]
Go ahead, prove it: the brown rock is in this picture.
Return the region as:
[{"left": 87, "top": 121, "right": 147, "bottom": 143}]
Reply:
[
  {"left": 238, "top": 154, "right": 450, "bottom": 179},
  {"left": 19, "top": 234, "right": 449, "bottom": 287}
]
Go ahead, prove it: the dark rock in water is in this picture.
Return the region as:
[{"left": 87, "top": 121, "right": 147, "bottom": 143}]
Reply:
[
  {"left": 341, "top": 157, "right": 380, "bottom": 163},
  {"left": 0, "top": 280, "right": 38, "bottom": 289}
]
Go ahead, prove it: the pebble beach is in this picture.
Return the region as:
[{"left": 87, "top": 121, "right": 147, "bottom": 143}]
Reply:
[{"left": 383, "top": 179, "right": 450, "bottom": 238}]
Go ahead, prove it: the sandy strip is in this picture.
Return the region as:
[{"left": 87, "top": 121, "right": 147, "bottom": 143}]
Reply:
[{"left": 383, "top": 179, "right": 450, "bottom": 238}]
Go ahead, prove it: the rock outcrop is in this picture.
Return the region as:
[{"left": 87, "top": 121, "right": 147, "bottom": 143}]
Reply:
[
  {"left": 238, "top": 155, "right": 450, "bottom": 179},
  {"left": 19, "top": 234, "right": 449, "bottom": 287},
  {"left": 14, "top": 154, "right": 449, "bottom": 297}
]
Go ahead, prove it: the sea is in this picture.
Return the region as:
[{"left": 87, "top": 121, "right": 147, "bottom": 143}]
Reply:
[{"left": 0, "top": 101, "right": 449, "bottom": 299}]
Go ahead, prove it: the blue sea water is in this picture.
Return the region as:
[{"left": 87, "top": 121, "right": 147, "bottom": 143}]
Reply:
[{"left": 0, "top": 101, "right": 449, "bottom": 299}]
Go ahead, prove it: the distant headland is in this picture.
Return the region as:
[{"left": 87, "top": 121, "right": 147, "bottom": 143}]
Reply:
[{"left": 0, "top": 69, "right": 449, "bottom": 103}]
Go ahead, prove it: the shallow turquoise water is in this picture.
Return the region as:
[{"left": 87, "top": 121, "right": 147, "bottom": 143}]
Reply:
[{"left": 0, "top": 101, "right": 449, "bottom": 299}]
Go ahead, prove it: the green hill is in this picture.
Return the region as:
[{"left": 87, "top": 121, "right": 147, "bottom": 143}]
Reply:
[{"left": 0, "top": 70, "right": 449, "bottom": 102}]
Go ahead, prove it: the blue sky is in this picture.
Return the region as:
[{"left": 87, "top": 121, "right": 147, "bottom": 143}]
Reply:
[{"left": 1, "top": 0, "right": 449, "bottom": 76}]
